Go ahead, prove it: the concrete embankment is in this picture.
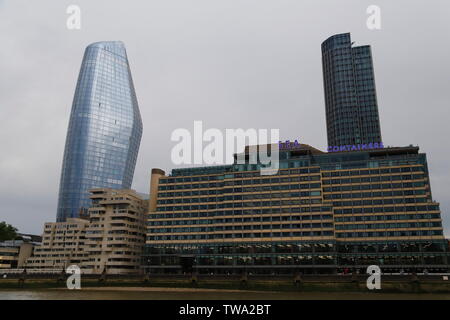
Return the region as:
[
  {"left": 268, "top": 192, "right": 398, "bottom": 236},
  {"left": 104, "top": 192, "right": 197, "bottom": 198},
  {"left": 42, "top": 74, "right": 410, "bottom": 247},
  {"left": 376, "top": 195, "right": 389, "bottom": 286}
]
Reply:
[{"left": 0, "top": 274, "right": 449, "bottom": 293}]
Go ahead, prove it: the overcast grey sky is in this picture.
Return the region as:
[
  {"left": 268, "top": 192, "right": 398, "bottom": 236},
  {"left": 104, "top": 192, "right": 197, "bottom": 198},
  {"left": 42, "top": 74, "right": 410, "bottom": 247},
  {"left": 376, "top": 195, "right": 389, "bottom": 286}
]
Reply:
[{"left": 0, "top": 0, "right": 449, "bottom": 235}]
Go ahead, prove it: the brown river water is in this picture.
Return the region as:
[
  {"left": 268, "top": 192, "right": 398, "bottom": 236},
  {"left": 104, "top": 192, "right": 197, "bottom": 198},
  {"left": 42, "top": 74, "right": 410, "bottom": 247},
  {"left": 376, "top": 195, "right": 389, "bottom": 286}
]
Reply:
[{"left": 0, "top": 288, "right": 450, "bottom": 300}]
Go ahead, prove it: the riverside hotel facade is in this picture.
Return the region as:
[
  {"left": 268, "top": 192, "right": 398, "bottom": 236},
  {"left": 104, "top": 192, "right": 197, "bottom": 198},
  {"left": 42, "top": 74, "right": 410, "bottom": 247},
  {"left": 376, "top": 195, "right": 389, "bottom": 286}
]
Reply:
[{"left": 143, "top": 143, "right": 449, "bottom": 275}]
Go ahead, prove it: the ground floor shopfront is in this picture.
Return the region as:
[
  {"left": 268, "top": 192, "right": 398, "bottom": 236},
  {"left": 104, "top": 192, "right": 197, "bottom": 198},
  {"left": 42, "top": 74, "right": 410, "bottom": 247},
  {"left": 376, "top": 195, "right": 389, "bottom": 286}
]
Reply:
[{"left": 142, "top": 240, "right": 450, "bottom": 275}]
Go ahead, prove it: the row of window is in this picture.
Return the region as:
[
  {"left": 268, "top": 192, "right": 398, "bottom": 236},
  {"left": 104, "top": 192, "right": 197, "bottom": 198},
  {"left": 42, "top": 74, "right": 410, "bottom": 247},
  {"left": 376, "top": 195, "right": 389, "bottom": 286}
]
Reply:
[
  {"left": 161, "top": 174, "right": 321, "bottom": 185},
  {"left": 148, "top": 230, "right": 334, "bottom": 241},
  {"left": 157, "top": 188, "right": 428, "bottom": 206},
  {"left": 145, "top": 241, "right": 447, "bottom": 255},
  {"left": 323, "top": 167, "right": 422, "bottom": 177},
  {"left": 324, "top": 188, "right": 425, "bottom": 196},
  {"left": 157, "top": 191, "right": 322, "bottom": 204},
  {"left": 335, "top": 230, "right": 443, "bottom": 238},
  {"left": 323, "top": 174, "right": 424, "bottom": 184},
  {"left": 156, "top": 199, "right": 325, "bottom": 211},
  {"left": 149, "top": 223, "right": 334, "bottom": 234},
  {"left": 335, "top": 213, "right": 441, "bottom": 222},
  {"left": 332, "top": 199, "right": 431, "bottom": 207},
  {"left": 168, "top": 160, "right": 425, "bottom": 180},
  {"left": 156, "top": 198, "right": 436, "bottom": 212},
  {"left": 158, "top": 182, "right": 426, "bottom": 197},
  {"left": 148, "top": 221, "right": 443, "bottom": 234},
  {"left": 146, "top": 255, "right": 447, "bottom": 267},
  {"left": 148, "top": 214, "right": 333, "bottom": 226},
  {"left": 163, "top": 168, "right": 324, "bottom": 182},
  {"left": 150, "top": 207, "right": 334, "bottom": 219},
  {"left": 335, "top": 222, "right": 442, "bottom": 230},
  {"left": 159, "top": 183, "right": 323, "bottom": 194},
  {"left": 158, "top": 181, "right": 324, "bottom": 191}
]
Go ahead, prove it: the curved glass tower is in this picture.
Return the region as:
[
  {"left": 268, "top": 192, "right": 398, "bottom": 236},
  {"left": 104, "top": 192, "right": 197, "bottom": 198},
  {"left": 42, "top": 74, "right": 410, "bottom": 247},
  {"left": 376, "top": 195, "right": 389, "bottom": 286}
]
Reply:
[{"left": 56, "top": 41, "right": 143, "bottom": 222}]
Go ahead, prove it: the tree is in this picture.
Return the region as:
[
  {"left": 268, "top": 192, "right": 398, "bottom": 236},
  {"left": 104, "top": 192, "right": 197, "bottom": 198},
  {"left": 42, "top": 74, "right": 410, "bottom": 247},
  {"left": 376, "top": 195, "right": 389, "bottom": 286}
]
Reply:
[{"left": 0, "top": 221, "right": 18, "bottom": 241}]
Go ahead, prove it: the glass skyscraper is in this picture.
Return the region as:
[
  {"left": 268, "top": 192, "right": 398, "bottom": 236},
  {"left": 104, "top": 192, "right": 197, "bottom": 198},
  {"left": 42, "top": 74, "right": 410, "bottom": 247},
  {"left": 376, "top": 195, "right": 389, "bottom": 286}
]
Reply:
[
  {"left": 56, "top": 41, "right": 143, "bottom": 222},
  {"left": 321, "top": 33, "right": 382, "bottom": 147}
]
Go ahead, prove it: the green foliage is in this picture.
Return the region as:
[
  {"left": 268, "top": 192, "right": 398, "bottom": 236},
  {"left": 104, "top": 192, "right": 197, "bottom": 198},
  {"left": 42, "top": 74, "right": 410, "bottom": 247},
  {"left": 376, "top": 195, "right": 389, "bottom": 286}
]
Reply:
[{"left": 0, "top": 221, "right": 18, "bottom": 241}]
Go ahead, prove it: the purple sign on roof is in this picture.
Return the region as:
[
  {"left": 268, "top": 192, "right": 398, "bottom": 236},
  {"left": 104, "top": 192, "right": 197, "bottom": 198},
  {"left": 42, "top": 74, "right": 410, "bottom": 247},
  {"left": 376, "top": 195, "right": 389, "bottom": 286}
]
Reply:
[
  {"left": 327, "top": 142, "right": 384, "bottom": 152},
  {"left": 279, "top": 140, "right": 301, "bottom": 149}
]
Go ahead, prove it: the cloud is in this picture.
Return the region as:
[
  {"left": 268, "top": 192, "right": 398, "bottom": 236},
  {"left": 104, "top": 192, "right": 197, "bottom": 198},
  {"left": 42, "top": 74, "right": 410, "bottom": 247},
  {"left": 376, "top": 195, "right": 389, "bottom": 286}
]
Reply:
[{"left": 0, "top": 0, "right": 449, "bottom": 237}]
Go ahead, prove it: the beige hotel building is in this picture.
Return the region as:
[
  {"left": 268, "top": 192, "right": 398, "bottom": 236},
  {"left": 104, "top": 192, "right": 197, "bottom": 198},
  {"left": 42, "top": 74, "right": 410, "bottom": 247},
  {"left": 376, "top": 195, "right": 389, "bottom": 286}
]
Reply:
[{"left": 26, "top": 189, "right": 147, "bottom": 274}]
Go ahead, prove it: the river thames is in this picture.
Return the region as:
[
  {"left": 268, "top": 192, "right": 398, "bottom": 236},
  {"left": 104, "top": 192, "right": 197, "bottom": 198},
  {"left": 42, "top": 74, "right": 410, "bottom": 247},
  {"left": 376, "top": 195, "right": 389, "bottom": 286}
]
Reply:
[{"left": 1, "top": 287, "right": 450, "bottom": 300}]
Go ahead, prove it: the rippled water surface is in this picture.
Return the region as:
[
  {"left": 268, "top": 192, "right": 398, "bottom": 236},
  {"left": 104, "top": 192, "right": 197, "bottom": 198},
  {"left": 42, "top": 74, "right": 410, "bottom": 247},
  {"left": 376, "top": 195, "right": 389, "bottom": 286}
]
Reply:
[{"left": 1, "top": 288, "right": 449, "bottom": 300}]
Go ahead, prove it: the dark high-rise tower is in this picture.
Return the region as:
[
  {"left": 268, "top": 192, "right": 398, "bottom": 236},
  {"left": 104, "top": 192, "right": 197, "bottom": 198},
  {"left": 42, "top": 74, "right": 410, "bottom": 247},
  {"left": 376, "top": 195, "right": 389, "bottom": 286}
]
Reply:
[
  {"left": 56, "top": 41, "right": 143, "bottom": 222},
  {"left": 321, "top": 33, "right": 382, "bottom": 147}
]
